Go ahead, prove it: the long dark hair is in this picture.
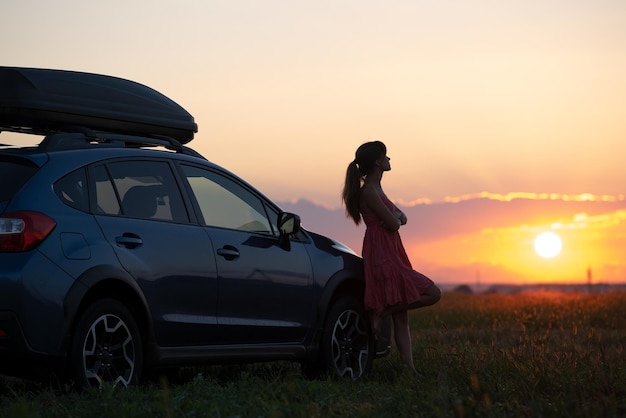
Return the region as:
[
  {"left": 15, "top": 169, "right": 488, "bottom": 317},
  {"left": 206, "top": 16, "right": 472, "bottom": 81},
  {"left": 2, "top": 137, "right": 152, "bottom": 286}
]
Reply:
[{"left": 342, "top": 141, "right": 387, "bottom": 225}]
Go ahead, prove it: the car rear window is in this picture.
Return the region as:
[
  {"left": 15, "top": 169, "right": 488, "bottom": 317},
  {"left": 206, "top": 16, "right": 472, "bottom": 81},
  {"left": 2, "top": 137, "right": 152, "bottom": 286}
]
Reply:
[{"left": 0, "top": 156, "right": 39, "bottom": 202}]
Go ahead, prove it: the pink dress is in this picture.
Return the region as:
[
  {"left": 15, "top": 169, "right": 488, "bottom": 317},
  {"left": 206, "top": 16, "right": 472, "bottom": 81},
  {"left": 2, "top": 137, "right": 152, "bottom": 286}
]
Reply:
[{"left": 362, "top": 193, "right": 433, "bottom": 315}]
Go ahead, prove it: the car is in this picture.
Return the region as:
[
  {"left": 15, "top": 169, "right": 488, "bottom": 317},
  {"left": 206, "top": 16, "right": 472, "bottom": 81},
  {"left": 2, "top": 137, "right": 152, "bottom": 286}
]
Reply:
[{"left": 0, "top": 67, "right": 390, "bottom": 388}]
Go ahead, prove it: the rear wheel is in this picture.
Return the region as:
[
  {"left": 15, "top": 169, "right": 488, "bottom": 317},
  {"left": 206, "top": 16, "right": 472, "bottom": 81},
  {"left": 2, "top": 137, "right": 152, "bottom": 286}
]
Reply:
[
  {"left": 69, "top": 299, "right": 142, "bottom": 388},
  {"left": 317, "top": 296, "right": 374, "bottom": 379}
]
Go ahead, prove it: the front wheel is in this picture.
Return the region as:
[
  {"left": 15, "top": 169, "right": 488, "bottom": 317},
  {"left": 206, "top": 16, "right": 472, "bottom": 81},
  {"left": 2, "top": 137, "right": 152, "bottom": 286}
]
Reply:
[
  {"left": 69, "top": 299, "right": 142, "bottom": 388},
  {"left": 318, "top": 296, "right": 374, "bottom": 379}
]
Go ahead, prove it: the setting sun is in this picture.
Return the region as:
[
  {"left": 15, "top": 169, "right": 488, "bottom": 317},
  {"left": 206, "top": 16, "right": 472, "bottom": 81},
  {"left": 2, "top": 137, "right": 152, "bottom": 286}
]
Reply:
[{"left": 534, "top": 232, "right": 562, "bottom": 258}]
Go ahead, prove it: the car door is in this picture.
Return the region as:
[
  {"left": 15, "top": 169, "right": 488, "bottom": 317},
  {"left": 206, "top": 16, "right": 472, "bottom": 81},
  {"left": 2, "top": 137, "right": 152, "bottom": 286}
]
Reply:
[
  {"left": 179, "top": 163, "right": 314, "bottom": 344},
  {"left": 91, "top": 159, "right": 219, "bottom": 347}
]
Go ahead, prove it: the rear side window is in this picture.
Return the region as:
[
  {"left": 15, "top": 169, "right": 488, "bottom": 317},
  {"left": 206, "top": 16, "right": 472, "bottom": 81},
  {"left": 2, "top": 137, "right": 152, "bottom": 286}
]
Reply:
[
  {"left": 95, "top": 160, "right": 188, "bottom": 223},
  {"left": 0, "top": 157, "right": 38, "bottom": 202},
  {"left": 54, "top": 168, "right": 89, "bottom": 212}
]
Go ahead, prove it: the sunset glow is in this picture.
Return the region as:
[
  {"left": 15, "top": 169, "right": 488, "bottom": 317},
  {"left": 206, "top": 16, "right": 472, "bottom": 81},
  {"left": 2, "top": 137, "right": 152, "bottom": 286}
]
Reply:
[{"left": 387, "top": 198, "right": 626, "bottom": 286}]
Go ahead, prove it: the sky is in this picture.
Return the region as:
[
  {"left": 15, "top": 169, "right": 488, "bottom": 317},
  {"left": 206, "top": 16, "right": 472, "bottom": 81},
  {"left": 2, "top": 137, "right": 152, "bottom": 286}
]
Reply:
[{"left": 2, "top": 1, "right": 625, "bottom": 287}]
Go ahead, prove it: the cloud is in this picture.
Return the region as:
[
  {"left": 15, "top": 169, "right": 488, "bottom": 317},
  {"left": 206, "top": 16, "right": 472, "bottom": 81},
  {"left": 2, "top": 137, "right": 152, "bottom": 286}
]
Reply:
[{"left": 395, "top": 192, "right": 625, "bottom": 206}]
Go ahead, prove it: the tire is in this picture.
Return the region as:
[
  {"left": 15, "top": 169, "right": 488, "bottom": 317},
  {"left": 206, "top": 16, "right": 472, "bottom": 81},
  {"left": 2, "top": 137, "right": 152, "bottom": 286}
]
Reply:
[
  {"left": 318, "top": 296, "right": 374, "bottom": 379},
  {"left": 69, "top": 299, "right": 143, "bottom": 388}
]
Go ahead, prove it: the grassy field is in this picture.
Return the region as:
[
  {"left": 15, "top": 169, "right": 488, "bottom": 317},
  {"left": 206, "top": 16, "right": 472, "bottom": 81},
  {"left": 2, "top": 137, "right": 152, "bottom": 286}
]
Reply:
[{"left": 1, "top": 290, "right": 624, "bottom": 417}]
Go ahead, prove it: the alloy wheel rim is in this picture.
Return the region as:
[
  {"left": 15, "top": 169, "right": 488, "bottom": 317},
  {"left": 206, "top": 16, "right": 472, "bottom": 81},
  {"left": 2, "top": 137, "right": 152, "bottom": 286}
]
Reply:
[
  {"left": 330, "top": 309, "right": 370, "bottom": 378},
  {"left": 82, "top": 314, "right": 135, "bottom": 387}
]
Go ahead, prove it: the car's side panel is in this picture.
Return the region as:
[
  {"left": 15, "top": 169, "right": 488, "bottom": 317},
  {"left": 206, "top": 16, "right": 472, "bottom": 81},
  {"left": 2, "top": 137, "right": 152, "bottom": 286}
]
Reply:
[
  {"left": 95, "top": 215, "right": 219, "bottom": 347},
  {"left": 209, "top": 227, "right": 314, "bottom": 344}
]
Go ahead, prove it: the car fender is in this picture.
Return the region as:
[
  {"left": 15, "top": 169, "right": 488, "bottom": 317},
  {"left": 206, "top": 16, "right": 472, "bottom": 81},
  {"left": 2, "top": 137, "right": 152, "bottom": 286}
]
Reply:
[
  {"left": 61, "top": 265, "right": 154, "bottom": 354},
  {"left": 309, "top": 266, "right": 365, "bottom": 347}
]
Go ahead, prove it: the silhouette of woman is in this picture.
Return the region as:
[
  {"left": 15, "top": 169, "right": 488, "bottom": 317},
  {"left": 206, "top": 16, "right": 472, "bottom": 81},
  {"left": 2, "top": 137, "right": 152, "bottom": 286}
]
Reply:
[{"left": 342, "top": 140, "right": 441, "bottom": 371}]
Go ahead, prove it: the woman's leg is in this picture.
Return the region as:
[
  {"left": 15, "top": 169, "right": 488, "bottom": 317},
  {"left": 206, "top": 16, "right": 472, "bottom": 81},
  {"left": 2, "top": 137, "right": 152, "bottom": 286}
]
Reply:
[
  {"left": 383, "top": 283, "right": 441, "bottom": 316},
  {"left": 370, "top": 312, "right": 382, "bottom": 339},
  {"left": 392, "top": 310, "right": 415, "bottom": 370},
  {"left": 418, "top": 283, "right": 442, "bottom": 308}
]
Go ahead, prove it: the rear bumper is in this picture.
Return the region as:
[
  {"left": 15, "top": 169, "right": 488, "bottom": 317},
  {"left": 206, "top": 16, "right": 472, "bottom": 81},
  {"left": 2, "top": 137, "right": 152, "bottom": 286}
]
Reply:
[
  {"left": 0, "top": 311, "right": 31, "bottom": 353},
  {"left": 0, "top": 311, "right": 62, "bottom": 379}
]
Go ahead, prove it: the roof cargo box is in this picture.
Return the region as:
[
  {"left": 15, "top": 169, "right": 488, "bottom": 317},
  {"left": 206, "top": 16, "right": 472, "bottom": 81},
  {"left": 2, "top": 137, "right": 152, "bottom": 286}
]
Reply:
[{"left": 0, "top": 67, "right": 197, "bottom": 143}]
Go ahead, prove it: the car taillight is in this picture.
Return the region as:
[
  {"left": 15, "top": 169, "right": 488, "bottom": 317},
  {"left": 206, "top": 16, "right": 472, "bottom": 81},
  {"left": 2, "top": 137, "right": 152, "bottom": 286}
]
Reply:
[{"left": 0, "top": 211, "right": 56, "bottom": 252}]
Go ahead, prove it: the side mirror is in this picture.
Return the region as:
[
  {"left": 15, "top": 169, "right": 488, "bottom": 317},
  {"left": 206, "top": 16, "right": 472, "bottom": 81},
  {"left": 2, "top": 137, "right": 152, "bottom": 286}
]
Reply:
[{"left": 277, "top": 212, "right": 301, "bottom": 250}]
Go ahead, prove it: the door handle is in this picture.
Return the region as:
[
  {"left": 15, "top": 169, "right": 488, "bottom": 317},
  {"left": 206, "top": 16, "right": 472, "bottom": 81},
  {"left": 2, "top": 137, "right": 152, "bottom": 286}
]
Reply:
[
  {"left": 217, "top": 245, "right": 240, "bottom": 260},
  {"left": 115, "top": 233, "right": 143, "bottom": 249}
]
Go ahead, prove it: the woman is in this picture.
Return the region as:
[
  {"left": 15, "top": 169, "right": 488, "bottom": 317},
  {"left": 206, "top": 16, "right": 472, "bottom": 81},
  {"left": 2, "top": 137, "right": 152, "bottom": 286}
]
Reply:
[{"left": 342, "top": 140, "right": 441, "bottom": 371}]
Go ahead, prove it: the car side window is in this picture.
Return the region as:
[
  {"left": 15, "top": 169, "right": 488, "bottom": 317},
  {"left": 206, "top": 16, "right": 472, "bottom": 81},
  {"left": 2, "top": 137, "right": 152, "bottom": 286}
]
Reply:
[
  {"left": 93, "top": 165, "right": 120, "bottom": 215},
  {"left": 54, "top": 168, "right": 89, "bottom": 212},
  {"left": 94, "top": 160, "right": 188, "bottom": 222},
  {"left": 181, "top": 164, "right": 273, "bottom": 234}
]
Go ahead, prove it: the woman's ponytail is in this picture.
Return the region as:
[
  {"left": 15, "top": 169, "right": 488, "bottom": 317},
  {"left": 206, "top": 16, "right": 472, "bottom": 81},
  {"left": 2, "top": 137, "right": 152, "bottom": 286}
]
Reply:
[{"left": 342, "top": 160, "right": 362, "bottom": 224}]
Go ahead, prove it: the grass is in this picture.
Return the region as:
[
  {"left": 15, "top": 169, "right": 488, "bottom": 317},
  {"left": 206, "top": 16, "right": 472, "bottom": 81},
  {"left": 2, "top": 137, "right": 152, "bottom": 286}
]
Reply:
[{"left": 1, "top": 290, "right": 624, "bottom": 417}]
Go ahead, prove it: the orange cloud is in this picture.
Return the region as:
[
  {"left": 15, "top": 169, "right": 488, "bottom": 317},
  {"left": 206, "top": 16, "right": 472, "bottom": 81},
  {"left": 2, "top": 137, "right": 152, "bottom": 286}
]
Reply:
[{"left": 396, "top": 192, "right": 625, "bottom": 206}]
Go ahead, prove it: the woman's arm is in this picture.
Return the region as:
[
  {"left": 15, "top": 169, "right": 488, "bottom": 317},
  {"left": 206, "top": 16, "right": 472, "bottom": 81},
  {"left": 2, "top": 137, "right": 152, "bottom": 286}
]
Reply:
[
  {"left": 394, "top": 207, "right": 407, "bottom": 225},
  {"left": 361, "top": 186, "right": 401, "bottom": 231}
]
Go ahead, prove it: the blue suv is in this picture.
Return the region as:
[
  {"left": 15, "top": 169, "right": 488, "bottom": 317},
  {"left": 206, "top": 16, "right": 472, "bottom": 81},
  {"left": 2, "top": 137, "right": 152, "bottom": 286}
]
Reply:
[{"left": 0, "top": 67, "right": 389, "bottom": 388}]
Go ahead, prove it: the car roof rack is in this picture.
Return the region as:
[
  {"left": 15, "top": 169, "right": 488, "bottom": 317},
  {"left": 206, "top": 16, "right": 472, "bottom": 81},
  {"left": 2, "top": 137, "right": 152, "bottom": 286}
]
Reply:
[{"left": 37, "top": 130, "right": 206, "bottom": 159}]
